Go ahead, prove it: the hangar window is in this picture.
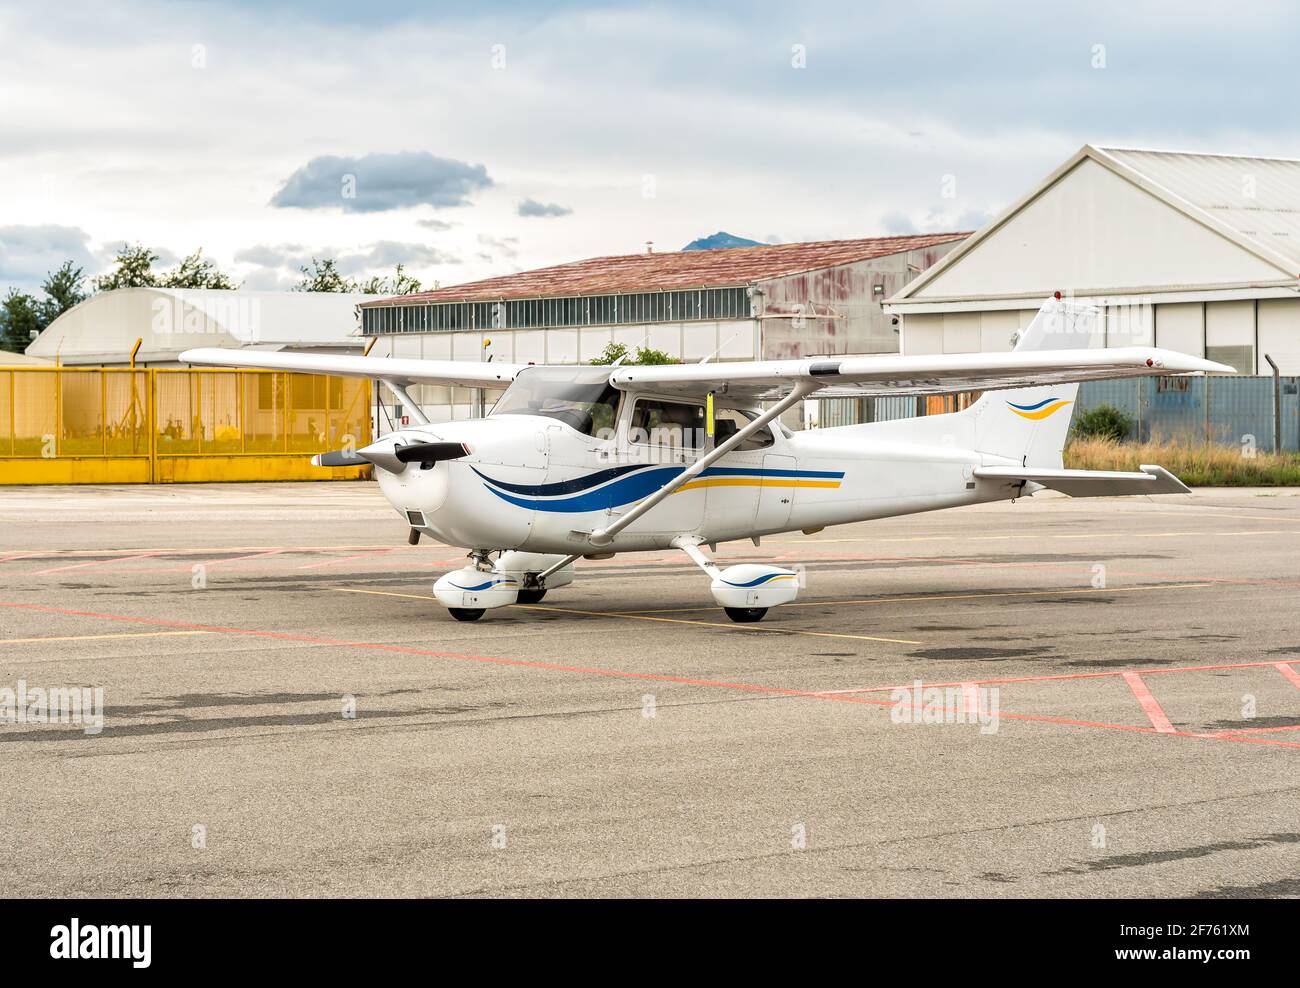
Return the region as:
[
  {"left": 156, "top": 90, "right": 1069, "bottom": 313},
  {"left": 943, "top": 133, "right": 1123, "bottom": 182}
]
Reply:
[{"left": 360, "top": 288, "right": 749, "bottom": 335}]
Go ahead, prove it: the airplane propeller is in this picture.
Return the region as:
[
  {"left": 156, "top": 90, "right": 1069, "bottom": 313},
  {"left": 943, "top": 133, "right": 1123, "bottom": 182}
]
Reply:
[{"left": 311, "top": 440, "right": 471, "bottom": 472}]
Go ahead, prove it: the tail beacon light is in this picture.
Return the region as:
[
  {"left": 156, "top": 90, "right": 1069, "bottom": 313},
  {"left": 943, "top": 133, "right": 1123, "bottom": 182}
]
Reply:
[
  {"left": 433, "top": 568, "right": 520, "bottom": 611},
  {"left": 710, "top": 564, "right": 800, "bottom": 610}
]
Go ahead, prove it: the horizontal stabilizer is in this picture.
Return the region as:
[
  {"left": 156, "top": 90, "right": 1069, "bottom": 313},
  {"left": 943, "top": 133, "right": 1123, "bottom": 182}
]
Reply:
[{"left": 973, "top": 464, "right": 1191, "bottom": 497}]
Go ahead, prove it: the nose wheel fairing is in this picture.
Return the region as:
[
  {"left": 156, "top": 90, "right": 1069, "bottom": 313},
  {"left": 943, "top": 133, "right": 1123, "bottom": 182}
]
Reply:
[{"left": 431, "top": 551, "right": 576, "bottom": 620}]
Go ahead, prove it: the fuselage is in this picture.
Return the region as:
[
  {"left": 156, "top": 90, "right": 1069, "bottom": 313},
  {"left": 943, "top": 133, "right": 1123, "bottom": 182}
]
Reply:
[{"left": 376, "top": 395, "right": 1023, "bottom": 555}]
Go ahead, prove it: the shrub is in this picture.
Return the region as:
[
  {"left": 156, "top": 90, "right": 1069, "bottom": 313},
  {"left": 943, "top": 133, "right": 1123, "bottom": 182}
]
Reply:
[{"left": 1071, "top": 403, "right": 1134, "bottom": 442}]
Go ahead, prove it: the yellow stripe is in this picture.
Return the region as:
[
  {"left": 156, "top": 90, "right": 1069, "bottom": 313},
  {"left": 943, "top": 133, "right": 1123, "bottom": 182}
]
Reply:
[
  {"left": 677, "top": 478, "right": 841, "bottom": 492},
  {"left": 1009, "top": 399, "right": 1073, "bottom": 421}
]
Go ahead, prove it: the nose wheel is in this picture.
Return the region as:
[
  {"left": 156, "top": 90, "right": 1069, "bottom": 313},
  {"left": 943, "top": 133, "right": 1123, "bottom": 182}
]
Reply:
[
  {"left": 447, "top": 607, "right": 486, "bottom": 622},
  {"left": 723, "top": 606, "right": 768, "bottom": 623}
]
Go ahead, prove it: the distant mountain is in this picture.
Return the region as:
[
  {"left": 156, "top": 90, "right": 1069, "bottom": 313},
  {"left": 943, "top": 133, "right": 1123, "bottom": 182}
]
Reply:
[{"left": 681, "top": 231, "right": 764, "bottom": 251}]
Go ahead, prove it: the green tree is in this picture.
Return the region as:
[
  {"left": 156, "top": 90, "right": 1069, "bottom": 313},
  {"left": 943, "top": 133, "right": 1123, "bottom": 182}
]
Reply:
[
  {"left": 293, "top": 257, "right": 353, "bottom": 293},
  {"left": 357, "top": 263, "right": 422, "bottom": 296},
  {"left": 39, "top": 261, "right": 88, "bottom": 325},
  {"left": 0, "top": 289, "right": 43, "bottom": 353},
  {"left": 92, "top": 243, "right": 160, "bottom": 291},
  {"left": 589, "top": 340, "right": 677, "bottom": 365},
  {"left": 157, "top": 249, "right": 237, "bottom": 289}
]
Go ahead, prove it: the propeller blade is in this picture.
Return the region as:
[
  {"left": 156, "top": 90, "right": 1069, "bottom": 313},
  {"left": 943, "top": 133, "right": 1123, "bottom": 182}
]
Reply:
[
  {"left": 393, "top": 442, "right": 471, "bottom": 464},
  {"left": 311, "top": 449, "right": 365, "bottom": 467},
  {"left": 311, "top": 440, "right": 470, "bottom": 472}
]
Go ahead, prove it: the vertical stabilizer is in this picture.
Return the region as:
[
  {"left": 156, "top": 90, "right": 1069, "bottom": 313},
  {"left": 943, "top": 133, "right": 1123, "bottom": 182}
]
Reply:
[{"left": 968, "top": 298, "right": 1102, "bottom": 466}]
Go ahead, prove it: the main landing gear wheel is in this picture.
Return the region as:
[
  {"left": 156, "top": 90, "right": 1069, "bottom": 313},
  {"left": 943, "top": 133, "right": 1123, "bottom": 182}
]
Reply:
[
  {"left": 724, "top": 606, "right": 768, "bottom": 623},
  {"left": 448, "top": 607, "right": 486, "bottom": 622},
  {"left": 516, "top": 589, "right": 548, "bottom": 604}
]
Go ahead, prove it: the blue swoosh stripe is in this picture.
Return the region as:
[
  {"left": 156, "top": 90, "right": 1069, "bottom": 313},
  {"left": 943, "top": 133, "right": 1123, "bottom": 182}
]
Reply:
[
  {"left": 483, "top": 466, "right": 684, "bottom": 513},
  {"left": 449, "top": 579, "right": 510, "bottom": 591},
  {"left": 1006, "top": 397, "right": 1063, "bottom": 411},
  {"left": 470, "top": 463, "right": 646, "bottom": 496},
  {"left": 721, "top": 572, "right": 792, "bottom": 588},
  {"left": 476, "top": 464, "right": 848, "bottom": 513},
  {"left": 701, "top": 467, "right": 844, "bottom": 479}
]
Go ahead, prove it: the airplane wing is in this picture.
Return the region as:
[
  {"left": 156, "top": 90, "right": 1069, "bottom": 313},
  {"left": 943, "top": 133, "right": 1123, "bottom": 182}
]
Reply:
[
  {"left": 608, "top": 348, "right": 1233, "bottom": 401},
  {"left": 178, "top": 347, "right": 526, "bottom": 390},
  {"left": 973, "top": 464, "right": 1191, "bottom": 497}
]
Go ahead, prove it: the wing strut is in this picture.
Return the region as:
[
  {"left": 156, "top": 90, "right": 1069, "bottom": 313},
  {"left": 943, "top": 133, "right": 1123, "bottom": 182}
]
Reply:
[
  {"left": 588, "top": 382, "right": 814, "bottom": 546},
  {"left": 383, "top": 382, "right": 429, "bottom": 426}
]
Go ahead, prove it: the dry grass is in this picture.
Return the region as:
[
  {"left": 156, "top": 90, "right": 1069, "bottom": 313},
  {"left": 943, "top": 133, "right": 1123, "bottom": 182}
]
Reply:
[{"left": 1064, "top": 438, "right": 1300, "bottom": 486}]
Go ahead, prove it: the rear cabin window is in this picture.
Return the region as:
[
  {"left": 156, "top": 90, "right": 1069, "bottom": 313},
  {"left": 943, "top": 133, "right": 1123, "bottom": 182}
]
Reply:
[{"left": 713, "top": 408, "right": 775, "bottom": 451}]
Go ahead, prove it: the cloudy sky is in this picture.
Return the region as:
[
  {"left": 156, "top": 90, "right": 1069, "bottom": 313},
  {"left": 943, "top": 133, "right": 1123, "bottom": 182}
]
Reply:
[{"left": 1, "top": 0, "right": 1296, "bottom": 296}]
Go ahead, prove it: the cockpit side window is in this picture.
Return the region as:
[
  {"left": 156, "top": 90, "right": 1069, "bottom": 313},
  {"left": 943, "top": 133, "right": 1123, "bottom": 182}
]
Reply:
[{"left": 490, "top": 367, "right": 621, "bottom": 438}]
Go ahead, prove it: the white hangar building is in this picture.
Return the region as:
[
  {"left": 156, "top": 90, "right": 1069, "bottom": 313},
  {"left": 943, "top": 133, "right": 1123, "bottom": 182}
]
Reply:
[
  {"left": 887, "top": 145, "right": 1300, "bottom": 375},
  {"left": 27, "top": 287, "right": 377, "bottom": 366}
]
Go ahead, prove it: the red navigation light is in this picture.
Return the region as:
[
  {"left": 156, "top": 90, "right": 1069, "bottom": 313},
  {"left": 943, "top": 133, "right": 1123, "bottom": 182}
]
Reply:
[
  {"left": 1146, "top": 358, "right": 1154, "bottom": 367},
  {"left": 1053, "top": 291, "right": 1062, "bottom": 300}
]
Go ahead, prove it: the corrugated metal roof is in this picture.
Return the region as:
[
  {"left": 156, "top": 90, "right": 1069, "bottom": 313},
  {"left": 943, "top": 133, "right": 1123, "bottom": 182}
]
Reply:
[
  {"left": 1097, "top": 147, "right": 1300, "bottom": 268},
  {"left": 362, "top": 233, "right": 969, "bottom": 307}
]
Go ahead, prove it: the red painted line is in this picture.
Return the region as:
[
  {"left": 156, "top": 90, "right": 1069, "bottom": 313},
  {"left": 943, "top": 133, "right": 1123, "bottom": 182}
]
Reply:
[
  {"left": 1122, "top": 672, "right": 1176, "bottom": 734},
  {"left": 1207, "top": 723, "right": 1300, "bottom": 737},
  {"left": 297, "top": 547, "right": 399, "bottom": 570},
  {"left": 822, "top": 658, "right": 1300, "bottom": 698},
  {"left": 33, "top": 551, "right": 164, "bottom": 576},
  {"left": 1, "top": 599, "right": 1296, "bottom": 751},
  {"left": 167, "top": 548, "right": 287, "bottom": 572},
  {"left": 1274, "top": 662, "right": 1300, "bottom": 690}
]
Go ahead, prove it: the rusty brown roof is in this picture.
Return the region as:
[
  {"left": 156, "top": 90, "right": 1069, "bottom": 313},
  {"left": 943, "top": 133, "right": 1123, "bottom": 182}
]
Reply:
[{"left": 361, "top": 233, "right": 970, "bottom": 306}]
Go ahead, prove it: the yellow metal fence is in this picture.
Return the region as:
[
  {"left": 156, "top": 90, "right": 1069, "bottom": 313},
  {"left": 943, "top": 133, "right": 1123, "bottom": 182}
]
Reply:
[{"left": 0, "top": 367, "right": 371, "bottom": 484}]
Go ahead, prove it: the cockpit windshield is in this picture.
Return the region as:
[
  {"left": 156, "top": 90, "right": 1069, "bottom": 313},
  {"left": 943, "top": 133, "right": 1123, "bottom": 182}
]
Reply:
[{"left": 490, "top": 366, "right": 621, "bottom": 437}]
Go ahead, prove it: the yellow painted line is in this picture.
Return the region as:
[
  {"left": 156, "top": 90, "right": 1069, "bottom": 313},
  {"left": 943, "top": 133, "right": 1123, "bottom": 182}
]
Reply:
[
  {"left": 333, "top": 588, "right": 440, "bottom": 602},
  {"left": 1213, "top": 530, "right": 1295, "bottom": 536},
  {"left": 0, "top": 630, "right": 213, "bottom": 644},
  {"left": 621, "top": 582, "right": 1216, "bottom": 614},
  {"left": 330, "top": 588, "right": 923, "bottom": 645},
  {"left": 510, "top": 602, "right": 924, "bottom": 645}
]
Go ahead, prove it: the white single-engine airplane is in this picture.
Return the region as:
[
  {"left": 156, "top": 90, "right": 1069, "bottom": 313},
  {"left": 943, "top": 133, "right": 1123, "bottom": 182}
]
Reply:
[{"left": 183, "top": 297, "right": 1231, "bottom": 623}]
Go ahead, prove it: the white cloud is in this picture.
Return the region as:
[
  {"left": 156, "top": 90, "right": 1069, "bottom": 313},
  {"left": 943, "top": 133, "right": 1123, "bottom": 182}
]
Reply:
[{"left": 0, "top": 0, "right": 1295, "bottom": 299}]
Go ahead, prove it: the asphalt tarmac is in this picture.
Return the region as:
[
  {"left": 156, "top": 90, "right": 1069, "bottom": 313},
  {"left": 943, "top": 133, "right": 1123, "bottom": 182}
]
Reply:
[{"left": 0, "top": 483, "right": 1296, "bottom": 897}]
